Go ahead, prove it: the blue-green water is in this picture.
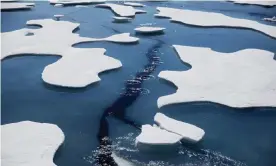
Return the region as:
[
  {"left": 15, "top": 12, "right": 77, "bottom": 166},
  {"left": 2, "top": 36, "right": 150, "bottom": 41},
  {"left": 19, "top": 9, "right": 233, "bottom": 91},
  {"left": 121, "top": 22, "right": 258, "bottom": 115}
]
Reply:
[{"left": 1, "top": 1, "right": 276, "bottom": 166}]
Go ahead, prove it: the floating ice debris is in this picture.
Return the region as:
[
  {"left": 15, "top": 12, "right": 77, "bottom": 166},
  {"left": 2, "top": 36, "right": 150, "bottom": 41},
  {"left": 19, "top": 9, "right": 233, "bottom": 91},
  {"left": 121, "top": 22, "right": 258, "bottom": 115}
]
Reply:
[
  {"left": 263, "top": 16, "right": 276, "bottom": 22},
  {"left": 113, "top": 16, "right": 132, "bottom": 23},
  {"left": 54, "top": 14, "right": 64, "bottom": 20},
  {"left": 1, "top": 2, "right": 34, "bottom": 11},
  {"left": 155, "top": 7, "right": 276, "bottom": 39},
  {"left": 155, "top": 113, "right": 205, "bottom": 143},
  {"left": 75, "top": 5, "right": 88, "bottom": 8},
  {"left": 135, "top": 125, "right": 182, "bottom": 151},
  {"left": 135, "top": 26, "right": 165, "bottom": 34},
  {"left": 54, "top": 3, "right": 63, "bottom": 7},
  {"left": 1, "top": 19, "right": 139, "bottom": 87},
  {"left": 49, "top": 0, "right": 105, "bottom": 6},
  {"left": 124, "top": 2, "right": 145, "bottom": 7},
  {"left": 229, "top": 0, "right": 276, "bottom": 7},
  {"left": 1, "top": 121, "right": 64, "bottom": 166},
  {"left": 120, "top": 87, "right": 150, "bottom": 96},
  {"left": 112, "top": 153, "right": 135, "bottom": 166},
  {"left": 158, "top": 45, "right": 276, "bottom": 108},
  {"left": 42, "top": 48, "right": 122, "bottom": 88},
  {"left": 95, "top": 3, "right": 146, "bottom": 17}
]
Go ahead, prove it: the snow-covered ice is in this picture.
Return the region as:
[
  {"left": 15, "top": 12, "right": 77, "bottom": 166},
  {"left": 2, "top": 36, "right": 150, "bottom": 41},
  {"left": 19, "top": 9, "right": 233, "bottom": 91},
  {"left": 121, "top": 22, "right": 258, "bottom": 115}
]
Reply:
[
  {"left": 42, "top": 48, "right": 122, "bottom": 88},
  {"left": 155, "top": 7, "right": 276, "bottom": 39},
  {"left": 54, "top": 3, "right": 63, "bottom": 7},
  {"left": 49, "top": 0, "right": 105, "bottom": 6},
  {"left": 263, "top": 16, "right": 276, "bottom": 22},
  {"left": 54, "top": 14, "right": 64, "bottom": 20},
  {"left": 96, "top": 3, "right": 146, "bottom": 17},
  {"left": 1, "top": 2, "right": 34, "bottom": 10},
  {"left": 1, "top": 121, "right": 65, "bottom": 166},
  {"left": 135, "top": 125, "right": 182, "bottom": 151},
  {"left": 229, "top": 0, "right": 276, "bottom": 7},
  {"left": 158, "top": 45, "right": 276, "bottom": 108},
  {"left": 113, "top": 16, "right": 132, "bottom": 23},
  {"left": 112, "top": 153, "right": 135, "bottom": 166},
  {"left": 1, "top": 19, "right": 139, "bottom": 87},
  {"left": 135, "top": 26, "right": 165, "bottom": 34},
  {"left": 124, "top": 2, "right": 145, "bottom": 7},
  {"left": 154, "top": 113, "right": 205, "bottom": 143}
]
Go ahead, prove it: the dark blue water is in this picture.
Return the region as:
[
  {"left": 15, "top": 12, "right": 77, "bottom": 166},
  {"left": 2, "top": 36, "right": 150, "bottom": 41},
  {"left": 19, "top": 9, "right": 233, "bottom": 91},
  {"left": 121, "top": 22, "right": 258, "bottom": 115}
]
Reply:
[{"left": 1, "top": 1, "right": 276, "bottom": 166}]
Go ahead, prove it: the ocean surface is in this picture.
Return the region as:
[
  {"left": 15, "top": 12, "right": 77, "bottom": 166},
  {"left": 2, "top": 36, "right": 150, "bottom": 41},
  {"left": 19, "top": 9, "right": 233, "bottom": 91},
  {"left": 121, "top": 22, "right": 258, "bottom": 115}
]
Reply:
[{"left": 1, "top": 1, "right": 276, "bottom": 166}]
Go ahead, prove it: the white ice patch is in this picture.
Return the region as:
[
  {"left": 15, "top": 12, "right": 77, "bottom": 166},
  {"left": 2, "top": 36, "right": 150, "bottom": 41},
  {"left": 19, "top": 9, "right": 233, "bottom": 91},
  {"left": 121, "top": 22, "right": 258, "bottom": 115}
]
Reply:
[
  {"left": 42, "top": 48, "right": 122, "bottom": 88},
  {"left": 135, "top": 26, "right": 165, "bottom": 34},
  {"left": 96, "top": 3, "right": 146, "bottom": 17},
  {"left": 1, "top": 2, "right": 34, "bottom": 10},
  {"left": 135, "top": 125, "right": 182, "bottom": 151},
  {"left": 158, "top": 45, "right": 276, "bottom": 108},
  {"left": 154, "top": 113, "right": 205, "bottom": 143},
  {"left": 124, "top": 2, "right": 145, "bottom": 7},
  {"left": 112, "top": 153, "right": 135, "bottom": 166},
  {"left": 113, "top": 16, "right": 132, "bottom": 23},
  {"left": 1, "top": 121, "right": 64, "bottom": 166},
  {"left": 49, "top": 0, "right": 105, "bottom": 5},
  {"left": 229, "top": 0, "right": 276, "bottom": 7},
  {"left": 155, "top": 7, "right": 276, "bottom": 39},
  {"left": 54, "top": 14, "right": 64, "bottom": 20},
  {"left": 263, "top": 16, "right": 276, "bottom": 22},
  {"left": 1, "top": 19, "right": 138, "bottom": 87}
]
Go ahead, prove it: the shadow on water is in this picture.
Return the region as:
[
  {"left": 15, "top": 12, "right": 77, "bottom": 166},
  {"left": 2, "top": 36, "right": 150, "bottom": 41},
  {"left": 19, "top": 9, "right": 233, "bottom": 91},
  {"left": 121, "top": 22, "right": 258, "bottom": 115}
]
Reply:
[{"left": 96, "top": 40, "right": 164, "bottom": 165}]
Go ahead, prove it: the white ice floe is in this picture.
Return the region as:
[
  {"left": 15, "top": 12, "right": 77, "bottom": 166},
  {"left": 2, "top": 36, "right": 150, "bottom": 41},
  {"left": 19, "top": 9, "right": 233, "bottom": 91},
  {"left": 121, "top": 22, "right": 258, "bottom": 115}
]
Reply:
[
  {"left": 124, "top": 2, "right": 145, "bottom": 7},
  {"left": 112, "top": 153, "right": 135, "bottom": 166},
  {"left": 54, "top": 3, "right": 63, "bottom": 7},
  {"left": 54, "top": 14, "right": 64, "bottom": 20},
  {"left": 263, "top": 16, "right": 276, "bottom": 22},
  {"left": 96, "top": 3, "right": 146, "bottom": 17},
  {"left": 135, "top": 125, "right": 182, "bottom": 151},
  {"left": 1, "top": 19, "right": 138, "bottom": 87},
  {"left": 155, "top": 7, "right": 276, "bottom": 39},
  {"left": 229, "top": 0, "right": 276, "bottom": 7},
  {"left": 158, "top": 45, "right": 276, "bottom": 108},
  {"left": 1, "top": 2, "right": 34, "bottom": 10},
  {"left": 135, "top": 26, "right": 165, "bottom": 34},
  {"left": 42, "top": 48, "right": 122, "bottom": 88},
  {"left": 154, "top": 113, "right": 205, "bottom": 143},
  {"left": 49, "top": 0, "right": 105, "bottom": 5},
  {"left": 113, "top": 16, "right": 132, "bottom": 23},
  {"left": 75, "top": 5, "right": 88, "bottom": 8},
  {"left": 1, "top": 121, "right": 64, "bottom": 166}
]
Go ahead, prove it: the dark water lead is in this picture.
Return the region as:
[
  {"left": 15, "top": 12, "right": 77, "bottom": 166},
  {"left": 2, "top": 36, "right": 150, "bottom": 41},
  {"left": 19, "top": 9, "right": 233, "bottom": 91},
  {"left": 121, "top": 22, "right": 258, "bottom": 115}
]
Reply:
[{"left": 95, "top": 41, "right": 164, "bottom": 166}]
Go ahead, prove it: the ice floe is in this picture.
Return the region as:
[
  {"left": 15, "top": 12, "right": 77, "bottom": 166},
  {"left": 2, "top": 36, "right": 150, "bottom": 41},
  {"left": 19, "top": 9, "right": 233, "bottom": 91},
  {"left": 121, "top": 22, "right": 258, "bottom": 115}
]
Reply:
[
  {"left": 1, "top": 2, "right": 34, "bottom": 11},
  {"left": 158, "top": 45, "right": 276, "bottom": 108},
  {"left": 49, "top": 0, "right": 105, "bottom": 6},
  {"left": 112, "top": 153, "right": 135, "bottom": 166},
  {"left": 154, "top": 113, "right": 205, "bottom": 143},
  {"left": 1, "top": 19, "right": 139, "bottom": 87},
  {"left": 96, "top": 3, "right": 146, "bottom": 17},
  {"left": 135, "top": 26, "right": 165, "bottom": 34},
  {"left": 135, "top": 125, "right": 182, "bottom": 151},
  {"left": 155, "top": 7, "right": 276, "bottom": 39},
  {"left": 1, "top": 121, "right": 64, "bottom": 166},
  {"left": 42, "top": 48, "right": 122, "bottom": 88},
  {"left": 263, "top": 16, "right": 276, "bottom": 22},
  {"left": 54, "top": 14, "right": 64, "bottom": 20},
  {"left": 54, "top": 3, "right": 63, "bottom": 7},
  {"left": 113, "top": 16, "right": 132, "bottom": 23},
  {"left": 229, "top": 0, "right": 276, "bottom": 7},
  {"left": 124, "top": 2, "right": 145, "bottom": 7}
]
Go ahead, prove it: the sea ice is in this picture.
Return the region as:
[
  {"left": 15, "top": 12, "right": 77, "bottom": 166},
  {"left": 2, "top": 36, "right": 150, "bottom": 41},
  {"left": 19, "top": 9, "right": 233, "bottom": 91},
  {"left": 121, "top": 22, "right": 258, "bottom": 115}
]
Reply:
[
  {"left": 229, "top": 0, "right": 276, "bottom": 7},
  {"left": 49, "top": 0, "right": 105, "bottom": 6},
  {"left": 1, "top": 19, "right": 139, "bottom": 87},
  {"left": 113, "top": 16, "right": 132, "bottom": 23},
  {"left": 154, "top": 113, "right": 205, "bottom": 143},
  {"left": 1, "top": 2, "right": 34, "bottom": 10},
  {"left": 124, "top": 2, "right": 145, "bottom": 7},
  {"left": 42, "top": 48, "right": 122, "bottom": 88},
  {"left": 54, "top": 14, "right": 64, "bottom": 20},
  {"left": 96, "top": 3, "right": 146, "bottom": 17},
  {"left": 1, "top": 121, "right": 64, "bottom": 166},
  {"left": 54, "top": 3, "right": 63, "bottom": 7},
  {"left": 135, "top": 26, "right": 165, "bottom": 34},
  {"left": 135, "top": 125, "right": 182, "bottom": 151},
  {"left": 263, "top": 16, "right": 276, "bottom": 22},
  {"left": 158, "top": 45, "right": 276, "bottom": 108},
  {"left": 155, "top": 7, "right": 276, "bottom": 39},
  {"left": 112, "top": 153, "right": 135, "bottom": 166}
]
